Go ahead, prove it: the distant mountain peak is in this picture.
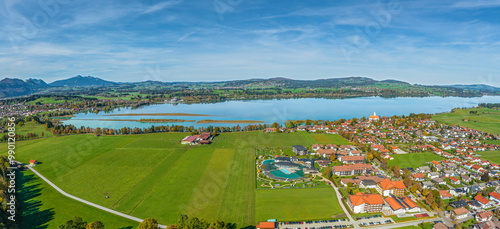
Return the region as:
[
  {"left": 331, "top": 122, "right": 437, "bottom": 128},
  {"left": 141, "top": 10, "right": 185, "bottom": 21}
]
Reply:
[{"left": 49, "top": 75, "right": 118, "bottom": 87}]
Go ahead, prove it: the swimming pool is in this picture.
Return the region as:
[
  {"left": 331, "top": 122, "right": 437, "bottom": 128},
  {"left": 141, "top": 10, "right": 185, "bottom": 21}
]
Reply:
[
  {"left": 262, "top": 159, "right": 275, "bottom": 165},
  {"left": 269, "top": 169, "right": 303, "bottom": 179},
  {"left": 280, "top": 168, "right": 292, "bottom": 174}
]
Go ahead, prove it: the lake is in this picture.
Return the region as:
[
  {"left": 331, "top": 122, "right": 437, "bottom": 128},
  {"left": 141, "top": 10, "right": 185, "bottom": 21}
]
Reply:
[{"left": 62, "top": 96, "right": 500, "bottom": 129}]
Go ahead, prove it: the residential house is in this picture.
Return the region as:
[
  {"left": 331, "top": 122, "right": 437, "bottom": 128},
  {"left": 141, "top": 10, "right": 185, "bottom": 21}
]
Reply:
[
  {"left": 450, "top": 177, "right": 460, "bottom": 185},
  {"left": 476, "top": 211, "right": 493, "bottom": 223},
  {"left": 432, "top": 178, "right": 446, "bottom": 185},
  {"left": 312, "top": 144, "right": 323, "bottom": 151},
  {"left": 292, "top": 145, "right": 309, "bottom": 155},
  {"left": 451, "top": 207, "right": 469, "bottom": 220},
  {"left": 450, "top": 187, "right": 468, "bottom": 197},
  {"left": 474, "top": 194, "right": 491, "bottom": 208},
  {"left": 428, "top": 172, "right": 440, "bottom": 179},
  {"left": 489, "top": 191, "right": 500, "bottom": 203},
  {"left": 412, "top": 173, "right": 426, "bottom": 182},
  {"left": 449, "top": 200, "right": 468, "bottom": 208},
  {"left": 439, "top": 190, "right": 453, "bottom": 200},
  {"left": 442, "top": 170, "right": 455, "bottom": 178},
  {"left": 422, "top": 181, "right": 434, "bottom": 189},
  {"left": 317, "top": 149, "right": 336, "bottom": 158}
]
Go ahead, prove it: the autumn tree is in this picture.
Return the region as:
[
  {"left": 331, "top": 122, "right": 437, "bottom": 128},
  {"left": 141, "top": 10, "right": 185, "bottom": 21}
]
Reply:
[
  {"left": 137, "top": 218, "right": 160, "bottom": 229},
  {"left": 86, "top": 221, "right": 105, "bottom": 229},
  {"left": 59, "top": 216, "right": 87, "bottom": 229}
]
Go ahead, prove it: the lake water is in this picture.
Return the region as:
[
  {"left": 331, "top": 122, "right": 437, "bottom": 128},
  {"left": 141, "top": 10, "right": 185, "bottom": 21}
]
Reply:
[{"left": 62, "top": 96, "right": 500, "bottom": 129}]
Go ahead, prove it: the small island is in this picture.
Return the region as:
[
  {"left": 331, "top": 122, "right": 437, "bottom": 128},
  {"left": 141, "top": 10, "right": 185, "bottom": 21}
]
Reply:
[{"left": 195, "top": 120, "right": 264, "bottom": 124}]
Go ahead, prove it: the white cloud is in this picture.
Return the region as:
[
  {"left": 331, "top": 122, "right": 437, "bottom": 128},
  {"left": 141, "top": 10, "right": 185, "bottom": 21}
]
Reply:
[
  {"left": 142, "top": 0, "right": 182, "bottom": 14},
  {"left": 453, "top": 0, "right": 500, "bottom": 8}
]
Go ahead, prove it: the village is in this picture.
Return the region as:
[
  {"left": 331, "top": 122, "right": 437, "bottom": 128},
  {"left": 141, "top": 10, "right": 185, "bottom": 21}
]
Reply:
[{"left": 249, "top": 112, "right": 500, "bottom": 229}]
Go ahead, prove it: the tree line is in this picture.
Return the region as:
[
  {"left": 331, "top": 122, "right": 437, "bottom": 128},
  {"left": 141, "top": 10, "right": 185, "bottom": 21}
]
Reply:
[{"left": 57, "top": 215, "right": 235, "bottom": 229}]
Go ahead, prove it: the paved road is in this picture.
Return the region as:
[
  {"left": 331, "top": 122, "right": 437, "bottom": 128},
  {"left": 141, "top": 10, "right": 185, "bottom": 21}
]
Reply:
[
  {"left": 318, "top": 175, "right": 358, "bottom": 229},
  {"left": 24, "top": 165, "right": 167, "bottom": 228}
]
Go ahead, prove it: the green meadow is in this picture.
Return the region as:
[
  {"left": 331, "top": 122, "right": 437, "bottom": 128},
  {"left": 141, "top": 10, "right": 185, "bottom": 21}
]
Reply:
[
  {"left": 432, "top": 107, "right": 500, "bottom": 135},
  {"left": 388, "top": 152, "right": 444, "bottom": 169},
  {"left": 310, "top": 134, "right": 351, "bottom": 145},
  {"left": 255, "top": 188, "right": 343, "bottom": 222},
  {"left": 6, "top": 131, "right": 347, "bottom": 228},
  {"left": 478, "top": 150, "right": 500, "bottom": 164}
]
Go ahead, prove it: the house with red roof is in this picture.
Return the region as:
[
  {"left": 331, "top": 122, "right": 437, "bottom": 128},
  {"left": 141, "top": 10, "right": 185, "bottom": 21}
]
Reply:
[
  {"left": 412, "top": 173, "right": 425, "bottom": 182},
  {"left": 449, "top": 177, "right": 460, "bottom": 185},
  {"left": 452, "top": 207, "right": 469, "bottom": 220},
  {"left": 489, "top": 191, "right": 500, "bottom": 203},
  {"left": 439, "top": 190, "right": 453, "bottom": 200},
  {"left": 474, "top": 194, "right": 491, "bottom": 208},
  {"left": 476, "top": 211, "right": 493, "bottom": 223}
]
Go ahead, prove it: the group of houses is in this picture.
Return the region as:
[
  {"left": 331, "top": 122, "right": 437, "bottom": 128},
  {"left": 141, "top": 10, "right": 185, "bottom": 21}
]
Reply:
[
  {"left": 345, "top": 178, "right": 421, "bottom": 216},
  {"left": 180, "top": 132, "right": 212, "bottom": 145}
]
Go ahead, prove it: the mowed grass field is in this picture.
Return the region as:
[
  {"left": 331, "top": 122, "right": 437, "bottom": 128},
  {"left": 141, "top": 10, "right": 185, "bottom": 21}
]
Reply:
[
  {"left": 478, "top": 150, "right": 500, "bottom": 164},
  {"left": 432, "top": 108, "right": 500, "bottom": 135},
  {"left": 7, "top": 131, "right": 347, "bottom": 227},
  {"left": 256, "top": 188, "right": 343, "bottom": 222},
  {"left": 388, "top": 152, "right": 444, "bottom": 169}
]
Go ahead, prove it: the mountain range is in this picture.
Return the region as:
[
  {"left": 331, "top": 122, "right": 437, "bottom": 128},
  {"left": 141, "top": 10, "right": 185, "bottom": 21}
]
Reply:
[{"left": 1, "top": 75, "right": 499, "bottom": 99}]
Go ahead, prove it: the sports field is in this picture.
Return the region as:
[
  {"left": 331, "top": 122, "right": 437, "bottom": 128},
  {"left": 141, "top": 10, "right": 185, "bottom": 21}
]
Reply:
[
  {"left": 432, "top": 108, "right": 500, "bottom": 135},
  {"left": 388, "top": 152, "right": 444, "bottom": 169},
  {"left": 255, "top": 188, "right": 343, "bottom": 222},
  {"left": 9, "top": 131, "right": 346, "bottom": 227}
]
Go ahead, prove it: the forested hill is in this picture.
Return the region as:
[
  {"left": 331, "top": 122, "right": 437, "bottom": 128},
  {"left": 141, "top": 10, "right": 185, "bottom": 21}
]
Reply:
[{"left": 1, "top": 75, "right": 499, "bottom": 99}]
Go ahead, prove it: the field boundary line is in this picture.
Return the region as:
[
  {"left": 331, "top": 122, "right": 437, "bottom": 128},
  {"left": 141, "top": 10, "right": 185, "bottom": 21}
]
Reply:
[{"left": 24, "top": 164, "right": 167, "bottom": 228}]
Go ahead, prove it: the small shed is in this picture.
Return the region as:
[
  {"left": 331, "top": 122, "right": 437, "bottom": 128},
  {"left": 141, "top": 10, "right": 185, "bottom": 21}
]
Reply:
[{"left": 29, "top": 160, "right": 37, "bottom": 166}]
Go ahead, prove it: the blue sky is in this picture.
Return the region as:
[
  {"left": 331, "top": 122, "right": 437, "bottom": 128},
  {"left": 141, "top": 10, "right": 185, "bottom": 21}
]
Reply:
[{"left": 1, "top": 0, "right": 499, "bottom": 86}]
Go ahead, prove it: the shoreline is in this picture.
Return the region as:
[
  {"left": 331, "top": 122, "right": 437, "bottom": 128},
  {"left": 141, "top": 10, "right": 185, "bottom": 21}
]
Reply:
[
  {"left": 103, "top": 113, "right": 211, "bottom": 117},
  {"left": 71, "top": 119, "right": 195, "bottom": 123}
]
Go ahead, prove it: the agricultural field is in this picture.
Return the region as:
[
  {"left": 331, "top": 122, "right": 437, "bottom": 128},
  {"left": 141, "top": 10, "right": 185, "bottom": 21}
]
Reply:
[
  {"left": 18, "top": 171, "right": 137, "bottom": 229},
  {"left": 388, "top": 152, "right": 444, "bottom": 169},
  {"left": 25, "top": 97, "right": 76, "bottom": 105},
  {"left": 310, "top": 134, "right": 351, "bottom": 145},
  {"left": 255, "top": 188, "right": 343, "bottom": 222},
  {"left": 13, "top": 121, "right": 53, "bottom": 137},
  {"left": 432, "top": 107, "right": 500, "bottom": 135},
  {"left": 478, "top": 150, "right": 500, "bottom": 164},
  {"left": 6, "top": 131, "right": 347, "bottom": 227}
]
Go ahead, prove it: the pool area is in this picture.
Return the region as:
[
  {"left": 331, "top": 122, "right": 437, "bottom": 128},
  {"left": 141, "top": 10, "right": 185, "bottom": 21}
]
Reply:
[
  {"left": 280, "top": 168, "right": 292, "bottom": 174},
  {"left": 262, "top": 159, "right": 275, "bottom": 165},
  {"left": 269, "top": 169, "right": 302, "bottom": 179},
  {"left": 260, "top": 159, "right": 305, "bottom": 181}
]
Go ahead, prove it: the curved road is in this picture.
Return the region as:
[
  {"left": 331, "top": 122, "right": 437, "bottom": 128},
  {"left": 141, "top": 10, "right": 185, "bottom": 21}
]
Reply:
[
  {"left": 318, "top": 175, "right": 358, "bottom": 228},
  {"left": 25, "top": 165, "right": 167, "bottom": 229}
]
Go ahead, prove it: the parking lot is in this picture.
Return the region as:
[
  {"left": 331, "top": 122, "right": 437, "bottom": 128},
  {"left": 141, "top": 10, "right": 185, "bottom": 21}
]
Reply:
[
  {"left": 359, "top": 220, "right": 392, "bottom": 227},
  {"left": 278, "top": 219, "right": 353, "bottom": 229}
]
